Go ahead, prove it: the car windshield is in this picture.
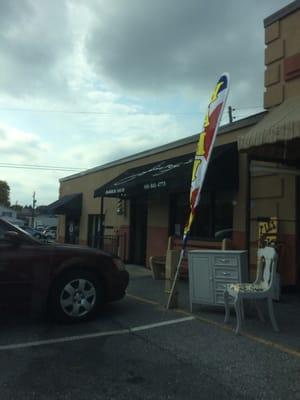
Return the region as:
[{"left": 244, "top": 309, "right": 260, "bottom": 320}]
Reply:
[{"left": 8, "top": 222, "right": 41, "bottom": 244}]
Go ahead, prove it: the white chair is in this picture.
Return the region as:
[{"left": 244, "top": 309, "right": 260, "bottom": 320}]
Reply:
[{"left": 224, "top": 246, "right": 279, "bottom": 335}]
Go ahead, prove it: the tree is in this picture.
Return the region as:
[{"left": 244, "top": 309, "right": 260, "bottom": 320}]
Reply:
[
  {"left": 0, "top": 180, "right": 10, "bottom": 207},
  {"left": 11, "top": 204, "right": 23, "bottom": 213}
]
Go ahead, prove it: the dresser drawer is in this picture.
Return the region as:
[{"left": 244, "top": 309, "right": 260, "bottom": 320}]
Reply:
[
  {"left": 215, "top": 281, "right": 231, "bottom": 291},
  {"left": 213, "top": 255, "right": 238, "bottom": 267},
  {"left": 214, "top": 267, "right": 239, "bottom": 281}
]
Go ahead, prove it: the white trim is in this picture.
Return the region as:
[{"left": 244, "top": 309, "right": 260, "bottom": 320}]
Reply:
[
  {"left": 250, "top": 165, "right": 300, "bottom": 176},
  {"left": 0, "top": 316, "right": 194, "bottom": 351}
]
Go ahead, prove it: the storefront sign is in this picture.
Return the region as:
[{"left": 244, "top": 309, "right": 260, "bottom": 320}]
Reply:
[{"left": 258, "top": 216, "right": 278, "bottom": 248}]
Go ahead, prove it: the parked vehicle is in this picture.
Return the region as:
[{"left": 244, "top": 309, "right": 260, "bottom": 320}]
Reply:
[
  {"left": 43, "top": 226, "right": 57, "bottom": 241},
  {"left": 0, "top": 218, "right": 129, "bottom": 322},
  {"left": 35, "top": 225, "right": 46, "bottom": 232},
  {"left": 22, "top": 226, "right": 45, "bottom": 240}
]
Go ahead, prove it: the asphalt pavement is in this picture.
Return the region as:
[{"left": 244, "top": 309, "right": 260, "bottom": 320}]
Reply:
[
  {"left": 0, "top": 264, "right": 298, "bottom": 399},
  {"left": 126, "top": 264, "right": 300, "bottom": 354}
]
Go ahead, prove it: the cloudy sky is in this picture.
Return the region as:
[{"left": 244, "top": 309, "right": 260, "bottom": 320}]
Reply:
[{"left": 0, "top": 0, "right": 291, "bottom": 206}]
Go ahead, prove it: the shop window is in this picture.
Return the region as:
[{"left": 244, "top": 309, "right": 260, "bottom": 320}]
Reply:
[{"left": 169, "top": 191, "right": 234, "bottom": 240}]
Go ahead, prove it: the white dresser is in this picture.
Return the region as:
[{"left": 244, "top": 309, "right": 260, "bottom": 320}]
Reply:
[{"left": 188, "top": 250, "right": 248, "bottom": 311}]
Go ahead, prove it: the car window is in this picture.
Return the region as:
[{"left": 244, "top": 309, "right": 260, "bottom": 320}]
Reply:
[
  {"left": 0, "top": 224, "right": 6, "bottom": 240},
  {"left": 0, "top": 220, "right": 40, "bottom": 245},
  {"left": 15, "top": 226, "right": 40, "bottom": 243},
  {"left": 0, "top": 224, "right": 4, "bottom": 240},
  {"left": 0, "top": 222, "right": 13, "bottom": 248}
]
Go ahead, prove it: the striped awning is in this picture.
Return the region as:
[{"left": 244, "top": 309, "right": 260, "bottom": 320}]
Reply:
[{"left": 238, "top": 96, "right": 300, "bottom": 151}]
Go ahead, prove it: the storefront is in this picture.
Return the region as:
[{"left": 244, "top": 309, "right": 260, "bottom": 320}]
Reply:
[
  {"left": 237, "top": 1, "right": 300, "bottom": 289},
  {"left": 48, "top": 193, "right": 82, "bottom": 244},
  {"left": 93, "top": 142, "right": 238, "bottom": 265},
  {"left": 238, "top": 96, "right": 300, "bottom": 289}
]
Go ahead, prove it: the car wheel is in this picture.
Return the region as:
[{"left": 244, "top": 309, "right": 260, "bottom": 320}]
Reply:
[{"left": 49, "top": 270, "right": 104, "bottom": 323}]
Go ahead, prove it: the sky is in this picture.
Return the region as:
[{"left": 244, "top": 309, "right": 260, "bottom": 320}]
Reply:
[{"left": 0, "top": 0, "right": 292, "bottom": 207}]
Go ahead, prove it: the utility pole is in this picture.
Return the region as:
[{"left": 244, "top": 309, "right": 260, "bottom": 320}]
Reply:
[
  {"left": 32, "top": 191, "right": 37, "bottom": 227},
  {"left": 228, "top": 106, "right": 235, "bottom": 123}
]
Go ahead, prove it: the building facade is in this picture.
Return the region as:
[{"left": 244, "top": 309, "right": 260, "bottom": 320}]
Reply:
[{"left": 50, "top": 1, "right": 300, "bottom": 291}]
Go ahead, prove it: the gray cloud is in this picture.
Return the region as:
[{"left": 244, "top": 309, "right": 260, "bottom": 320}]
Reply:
[
  {"left": 0, "top": 0, "right": 72, "bottom": 99},
  {"left": 86, "top": 0, "right": 290, "bottom": 105},
  {"left": 0, "top": 0, "right": 290, "bottom": 107},
  {"left": 0, "top": 0, "right": 293, "bottom": 205}
]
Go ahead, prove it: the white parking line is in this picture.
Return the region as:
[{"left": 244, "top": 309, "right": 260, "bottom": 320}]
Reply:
[{"left": 0, "top": 316, "right": 195, "bottom": 351}]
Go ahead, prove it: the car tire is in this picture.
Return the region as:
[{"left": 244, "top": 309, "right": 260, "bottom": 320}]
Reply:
[{"left": 49, "top": 269, "right": 104, "bottom": 323}]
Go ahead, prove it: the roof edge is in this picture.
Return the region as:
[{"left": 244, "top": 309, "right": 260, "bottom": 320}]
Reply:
[
  {"left": 264, "top": 0, "right": 300, "bottom": 27},
  {"left": 60, "top": 111, "right": 266, "bottom": 183}
]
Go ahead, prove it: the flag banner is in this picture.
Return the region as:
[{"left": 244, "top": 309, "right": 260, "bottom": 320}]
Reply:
[
  {"left": 167, "top": 73, "right": 230, "bottom": 309},
  {"left": 183, "top": 73, "right": 230, "bottom": 245}
]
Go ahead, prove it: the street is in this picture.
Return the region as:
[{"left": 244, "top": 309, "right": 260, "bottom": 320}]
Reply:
[{"left": 0, "top": 289, "right": 299, "bottom": 400}]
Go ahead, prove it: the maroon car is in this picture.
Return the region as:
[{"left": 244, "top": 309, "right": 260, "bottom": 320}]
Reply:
[{"left": 0, "top": 218, "right": 129, "bottom": 322}]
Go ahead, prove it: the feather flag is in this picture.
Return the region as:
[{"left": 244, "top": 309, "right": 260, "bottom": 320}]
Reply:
[
  {"left": 166, "top": 73, "right": 230, "bottom": 309},
  {"left": 183, "top": 73, "right": 230, "bottom": 245}
]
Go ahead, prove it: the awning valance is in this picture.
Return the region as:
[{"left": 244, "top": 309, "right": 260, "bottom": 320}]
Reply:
[
  {"left": 238, "top": 96, "right": 300, "bottom": 152},
  {"left": 47, "top": 193, "right": 82, "bottom": 216},
  {"left": 94, "top": 142, "right": 238, "bottom": 198}
]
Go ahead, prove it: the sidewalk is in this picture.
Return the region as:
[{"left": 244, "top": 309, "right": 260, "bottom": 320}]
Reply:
[{"left": 126, "top": 264, "right": 300, "bottom": 356}]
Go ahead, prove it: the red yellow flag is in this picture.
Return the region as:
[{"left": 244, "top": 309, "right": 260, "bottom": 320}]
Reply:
[{"left": 183, "top": 73, "right": 230, "bottom": 245}]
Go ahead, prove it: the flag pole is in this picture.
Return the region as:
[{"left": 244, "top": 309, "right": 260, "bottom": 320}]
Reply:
[
  {"left": 166, "top": 247, "right": 185, "bottom": 309},
  {"left": 166, "top": 73, "right": 230, "bottom": 310}
]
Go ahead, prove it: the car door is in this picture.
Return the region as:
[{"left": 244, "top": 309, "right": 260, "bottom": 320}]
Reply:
[{"left": 0, "top": 222, "right": 41, "bottom": 310}]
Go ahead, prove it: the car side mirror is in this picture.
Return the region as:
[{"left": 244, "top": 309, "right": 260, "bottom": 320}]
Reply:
[{"left": 4, "top": 231, "right": 22, "bottom": 246}]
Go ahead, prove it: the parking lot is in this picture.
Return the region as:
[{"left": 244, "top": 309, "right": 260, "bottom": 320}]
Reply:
[{"left": 0, "top": 266, "right": 299, "bottom": 400}]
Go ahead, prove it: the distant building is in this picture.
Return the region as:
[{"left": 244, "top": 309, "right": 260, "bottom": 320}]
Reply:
[
  {"left": 0, "top": 204, "right": 24, "bottom": 226},
  {"left": 33, "top": 215, "right": 58, "bottom": 229}
]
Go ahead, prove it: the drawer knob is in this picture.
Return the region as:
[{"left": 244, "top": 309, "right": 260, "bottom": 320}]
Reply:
[{"left": 222, "top": 272, "right": 230, "bottom": 276}]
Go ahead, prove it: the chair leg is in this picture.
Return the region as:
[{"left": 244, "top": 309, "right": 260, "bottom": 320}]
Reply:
[
  {"left": 241, "top": 299, "right": 245, "bottom": 320},
  {"left": 234, "top": 298, "right": 242, "bottom": 335},
  {"left": 224, "top": 290, "right": 230, "bottom": 324},
  {"left": 267, "top": 297, "right": 279, "bottom": 332},
  {"left": 254, "top": 300, "right": 265, "bottom": 322}
]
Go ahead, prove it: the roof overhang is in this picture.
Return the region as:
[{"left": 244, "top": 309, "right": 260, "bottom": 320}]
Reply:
[
  {"left": 238, "top": 96, "right": 300, "bottom": 164},
  {"left": 94, "top": 142, "right": 238, "bottom": 198}
]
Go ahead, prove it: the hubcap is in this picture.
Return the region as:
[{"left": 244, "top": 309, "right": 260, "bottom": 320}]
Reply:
[{"left": 60, "top": 278, "right": 97, "bottom": 318}]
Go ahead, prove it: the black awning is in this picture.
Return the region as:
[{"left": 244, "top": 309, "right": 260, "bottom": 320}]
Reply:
[
  {"left": 94, "top": 142, "right": 238, "bottom": 198},
  {"left": 47, "top": 193, "right": 82, "bottom": 216}
]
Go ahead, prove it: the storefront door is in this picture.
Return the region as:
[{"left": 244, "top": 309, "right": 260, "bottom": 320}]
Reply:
[
  {"left": 65, "top": 216, "right": 80, "bottom": 244},
  {"left": 297, "top": 177, "right": 300, "bottom": 290},
  {"left": 129, "top": 197, "right": 148, "bottom": 265}
]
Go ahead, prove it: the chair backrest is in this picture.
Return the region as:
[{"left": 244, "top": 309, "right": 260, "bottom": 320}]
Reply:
[{"left": 257, "top": 247, "right": 278, "bottom": 291}]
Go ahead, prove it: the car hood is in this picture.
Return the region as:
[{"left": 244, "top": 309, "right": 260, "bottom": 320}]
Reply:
[{"left": 48, "top": 243, "right": 113, "bottom": 258}]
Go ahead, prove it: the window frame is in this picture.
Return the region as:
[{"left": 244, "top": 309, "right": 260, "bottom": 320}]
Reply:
[{"left": 169, "top": 190, "right": 234, "bottom": 241}]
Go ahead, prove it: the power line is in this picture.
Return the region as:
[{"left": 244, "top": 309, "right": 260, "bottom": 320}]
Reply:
[
  {"left": 0, "top": 105, "right": 265, "bottom": 115},
  {"left": 0, "top": 107, "right": 205, "bottom": 116},
  {"left": 0, "top": 162, "right": 86, "bottom": 172}
]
